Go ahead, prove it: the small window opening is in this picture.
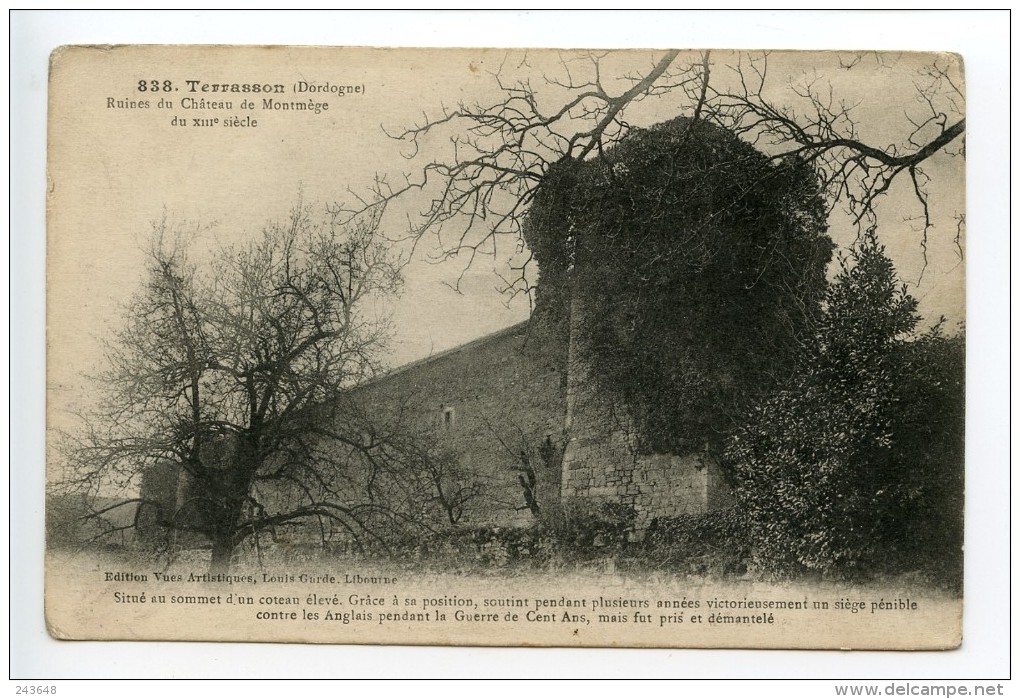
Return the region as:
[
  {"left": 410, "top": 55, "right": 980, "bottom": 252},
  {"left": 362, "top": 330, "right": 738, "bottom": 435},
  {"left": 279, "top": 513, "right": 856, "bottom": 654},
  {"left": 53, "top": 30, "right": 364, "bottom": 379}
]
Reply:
[{"left": 441, "top": 405, "right": 456, "bottom": 431}]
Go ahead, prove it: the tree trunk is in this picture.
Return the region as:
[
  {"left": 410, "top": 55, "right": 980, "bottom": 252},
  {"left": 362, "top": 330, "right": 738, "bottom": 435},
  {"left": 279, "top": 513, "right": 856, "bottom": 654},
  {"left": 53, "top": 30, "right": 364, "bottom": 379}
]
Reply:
[
  {"left": 207, "top": 440, "right": 256, "bottom": 576},
  {"left": 209, "top": 536, "right": 233, "bottom": 576}
]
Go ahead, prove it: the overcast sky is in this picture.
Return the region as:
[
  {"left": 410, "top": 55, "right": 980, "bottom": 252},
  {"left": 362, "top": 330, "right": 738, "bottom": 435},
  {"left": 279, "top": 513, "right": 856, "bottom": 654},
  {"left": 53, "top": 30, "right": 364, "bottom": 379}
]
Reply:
[{"left": 47, "top": 46, "right": 965, "bottom": 416}]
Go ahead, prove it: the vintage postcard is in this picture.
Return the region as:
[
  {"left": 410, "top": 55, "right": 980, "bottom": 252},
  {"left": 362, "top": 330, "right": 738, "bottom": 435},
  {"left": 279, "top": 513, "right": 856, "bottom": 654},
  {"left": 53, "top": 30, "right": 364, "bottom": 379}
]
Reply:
[{"left": 46, "top": 45, "right": 965, "bottom": 648}]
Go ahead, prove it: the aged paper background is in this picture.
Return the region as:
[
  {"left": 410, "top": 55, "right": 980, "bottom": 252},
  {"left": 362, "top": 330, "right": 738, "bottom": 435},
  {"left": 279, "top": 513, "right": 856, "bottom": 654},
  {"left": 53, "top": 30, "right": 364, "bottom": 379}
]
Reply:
[
  {"left": 46, "top": 44, "right": 964, "bottom": 650},
  {"left": 16, "top": 10, "right": 1010, "bottom": 681}
]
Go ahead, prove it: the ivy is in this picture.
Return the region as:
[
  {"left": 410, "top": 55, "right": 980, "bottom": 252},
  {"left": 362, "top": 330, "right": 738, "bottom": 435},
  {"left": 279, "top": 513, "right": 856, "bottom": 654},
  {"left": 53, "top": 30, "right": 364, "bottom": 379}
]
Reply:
[{"left": 524, "top": 117, "right": 833, "bottom": 454}]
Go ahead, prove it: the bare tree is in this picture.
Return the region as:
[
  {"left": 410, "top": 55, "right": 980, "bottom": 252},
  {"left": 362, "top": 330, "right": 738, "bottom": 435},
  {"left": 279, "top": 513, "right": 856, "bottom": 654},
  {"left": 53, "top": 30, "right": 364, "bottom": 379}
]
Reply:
[
  {"left": 59, "top": 203, "right": 458, "bottom": 573},
  {"left": 479, "top": 415, "right": 564, "bottom": 520},
  {"left": 706, "top": 51, "right": 964, "bottom": 254},
  {"left": 339, "top": 50, "right": 963, "bottom": 292}
]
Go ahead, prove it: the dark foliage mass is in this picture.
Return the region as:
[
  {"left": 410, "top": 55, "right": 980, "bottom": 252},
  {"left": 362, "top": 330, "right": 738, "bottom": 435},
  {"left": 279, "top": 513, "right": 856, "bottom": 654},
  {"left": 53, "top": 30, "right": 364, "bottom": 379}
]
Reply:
[
  {"left": 726, "top": 232, "right": 964, "bottom": 582},
  {"left": 644, "top": 509, "right": 750, "bottom": 578},
  {"left": 524, "top": 117, "right": 834, "bottom": 454}
]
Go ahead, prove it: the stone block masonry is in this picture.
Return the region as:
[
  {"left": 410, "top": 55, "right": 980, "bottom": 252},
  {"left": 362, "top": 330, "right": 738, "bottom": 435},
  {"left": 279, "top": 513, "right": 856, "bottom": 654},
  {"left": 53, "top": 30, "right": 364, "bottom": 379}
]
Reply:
[
  {"left": 349, "top": 316, "right": 569, "bottom": 528},
  {"left": 560, "top": 296, "right": 731, "bottom": 534}
]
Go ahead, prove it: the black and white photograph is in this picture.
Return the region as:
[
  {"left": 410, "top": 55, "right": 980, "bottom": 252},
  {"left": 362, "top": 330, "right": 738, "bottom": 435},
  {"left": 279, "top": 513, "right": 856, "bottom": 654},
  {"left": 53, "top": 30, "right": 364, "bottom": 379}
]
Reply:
[
  {"left": 43, "top": 44, "right": 968, "bottom": 650},
  {"left": 17, "top": 11, "right": 1004, "bottom": 680}
]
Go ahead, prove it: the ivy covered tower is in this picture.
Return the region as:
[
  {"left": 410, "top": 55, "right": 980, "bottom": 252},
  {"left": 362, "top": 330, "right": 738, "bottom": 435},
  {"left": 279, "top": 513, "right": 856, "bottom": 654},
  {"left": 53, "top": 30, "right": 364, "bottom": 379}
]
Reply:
[{"left": 523, "top": 116, "right": 833, "bottom": 533}]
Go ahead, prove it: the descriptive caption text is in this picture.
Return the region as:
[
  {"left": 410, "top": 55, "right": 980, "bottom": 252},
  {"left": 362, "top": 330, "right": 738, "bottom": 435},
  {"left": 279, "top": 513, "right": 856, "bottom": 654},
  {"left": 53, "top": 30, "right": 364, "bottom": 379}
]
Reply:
[
  {"left": 104, "top": 78, "right": 367, "bottom": 128},
  {"left": 101, "top": 569, "right": 921, "bottom": 628}
]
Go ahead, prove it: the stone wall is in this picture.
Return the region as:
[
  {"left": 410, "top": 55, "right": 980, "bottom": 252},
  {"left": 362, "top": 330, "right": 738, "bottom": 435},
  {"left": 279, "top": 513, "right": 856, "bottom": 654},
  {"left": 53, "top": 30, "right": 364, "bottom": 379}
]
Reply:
[
  {"left": 560, "top": 298, "right": 732, "bottom": 535},
  {"left": 350, "top": 316, "right": 569, "bottom": 528},
  {"left": 134, "top": 297, "right": 733, "bottom": 547}
]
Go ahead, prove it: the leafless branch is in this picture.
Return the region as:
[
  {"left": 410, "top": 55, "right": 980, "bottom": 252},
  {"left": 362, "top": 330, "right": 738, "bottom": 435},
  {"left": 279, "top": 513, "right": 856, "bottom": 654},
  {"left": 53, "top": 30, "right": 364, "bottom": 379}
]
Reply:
[{"left": 335, "top": 49, "right": 964, "bottom": 293}]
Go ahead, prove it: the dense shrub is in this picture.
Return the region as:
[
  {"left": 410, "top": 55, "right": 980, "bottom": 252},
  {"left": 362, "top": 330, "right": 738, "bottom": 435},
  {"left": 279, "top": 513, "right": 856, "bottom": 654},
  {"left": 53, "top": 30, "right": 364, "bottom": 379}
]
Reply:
[
  {"left": 726, "top": 231, "right": 964, "bottom": 582},
  {"left": 553, "top": 500, "right": 636, "bottom": 556},
  {"left": 878, "top": 328, "right": 964, "bottom": 584},
  {"left": 644, "top": 509, "right": 750, "bottom": 577}
]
